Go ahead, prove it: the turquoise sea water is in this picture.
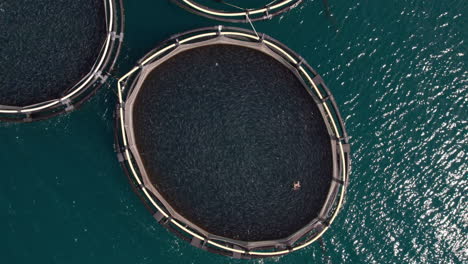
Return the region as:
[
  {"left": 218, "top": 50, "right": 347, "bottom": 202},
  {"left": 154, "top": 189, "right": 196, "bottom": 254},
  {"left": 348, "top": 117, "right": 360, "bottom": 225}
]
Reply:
[{"left": 1, "top": 0, "right": 466, "bottom": 263}]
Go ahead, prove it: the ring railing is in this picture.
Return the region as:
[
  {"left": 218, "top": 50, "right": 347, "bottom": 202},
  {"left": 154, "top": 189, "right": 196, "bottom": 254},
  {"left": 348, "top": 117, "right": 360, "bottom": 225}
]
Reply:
[
  {"left": 115, "top": 26, "right": 350, "bottom": 259},
  {"left": 0, "top": 0, "right": 125, "bottom": 122}
]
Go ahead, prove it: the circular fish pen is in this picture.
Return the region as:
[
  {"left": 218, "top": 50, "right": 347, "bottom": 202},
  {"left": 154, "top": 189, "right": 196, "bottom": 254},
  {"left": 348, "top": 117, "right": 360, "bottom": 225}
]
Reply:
[
  {"left": 115, "top": 26, "right": 350, "bottom": 258},
  {"left": 171, "top": 0, "right": 303, "bottom": 23},
  {"left": 0, "top": 0, "right": 124, "bottom": 122}
]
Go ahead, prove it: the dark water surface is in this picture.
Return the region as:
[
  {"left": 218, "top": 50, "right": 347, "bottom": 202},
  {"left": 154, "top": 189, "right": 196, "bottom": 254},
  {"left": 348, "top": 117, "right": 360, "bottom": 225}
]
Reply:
[
  {"left": 0, "top": 0, "right": 106, "bottom": 106},
  {"left": 1, "top": 0, "right": 466, "bottom": 263},
  {"left": 133, "top": 44, "right": 332, "bottom": 241}
]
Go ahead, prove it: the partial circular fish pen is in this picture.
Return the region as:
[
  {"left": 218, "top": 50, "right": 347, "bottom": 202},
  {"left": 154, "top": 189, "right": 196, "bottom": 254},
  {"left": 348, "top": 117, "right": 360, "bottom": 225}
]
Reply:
[
  {"left": 171, "top": 0, "right": 303, "bottom": 23},
  {"left": 114, "top": 26, "right": 350, "bottom": 258},
  {"left": 0, "top": 0, "right": 124, "bottom": 122}
]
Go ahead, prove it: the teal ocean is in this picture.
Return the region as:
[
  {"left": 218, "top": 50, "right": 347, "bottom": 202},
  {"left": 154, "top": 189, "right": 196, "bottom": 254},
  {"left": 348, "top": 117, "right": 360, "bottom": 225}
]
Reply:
[{"left": 1, "top": 0, "right": 466, "bottom": 263}]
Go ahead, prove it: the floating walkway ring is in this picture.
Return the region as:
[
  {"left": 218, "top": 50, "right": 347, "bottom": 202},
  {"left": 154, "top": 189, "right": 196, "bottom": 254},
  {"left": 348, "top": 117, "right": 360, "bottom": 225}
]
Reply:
[
  {"left": 0, "top": 0, "right": 124, "bottom": 122},
  {"left": 171, "top": 0, "right": 303, "bottom": 23},
  {"left": 115, "top": 26, "right": 350, "bottom": 258}
]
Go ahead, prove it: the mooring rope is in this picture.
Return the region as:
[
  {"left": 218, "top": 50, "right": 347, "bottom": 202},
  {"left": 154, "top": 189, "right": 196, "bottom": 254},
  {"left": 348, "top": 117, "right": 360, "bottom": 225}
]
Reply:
[
  {"left": 246, "top": 14, "right": 259, "bottom": 38},
  {"left": 266, "top": 0, "right": 282, "bottom": 6},
  {"left": 214, "top": 0, "right": 282, "bottom": 11},
  {"left": 212, "top": 0, "right": 244, "bottom": 11},
  {"left": 210, "top": 1, "right": 261, "bottom": 37}
]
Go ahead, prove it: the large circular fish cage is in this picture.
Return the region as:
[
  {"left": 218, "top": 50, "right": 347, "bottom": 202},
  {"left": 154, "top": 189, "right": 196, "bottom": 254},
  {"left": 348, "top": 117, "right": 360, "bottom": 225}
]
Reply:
[
  {"left": 0, "top": 0, "right": 124, "bottom": 122},
  {"left": 114, "top": 26, "right": 350, "bottom": 258},
  {"left": 171, "top": 0, "right": 303, "bottom": 23}
]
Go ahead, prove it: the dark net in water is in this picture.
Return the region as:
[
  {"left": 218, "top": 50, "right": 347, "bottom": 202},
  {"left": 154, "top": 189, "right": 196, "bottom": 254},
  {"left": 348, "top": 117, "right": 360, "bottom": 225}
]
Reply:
[
  {"left": 0, "top": 0, "right": 106, "bottom": 106},
  {"left": 132, "top": 44, "right": 332, "bottom": 242}
]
